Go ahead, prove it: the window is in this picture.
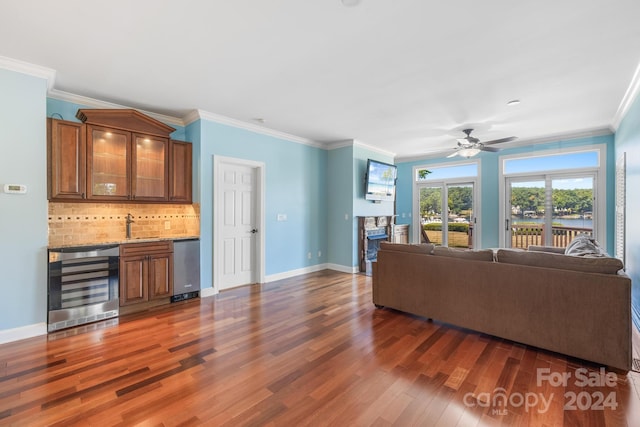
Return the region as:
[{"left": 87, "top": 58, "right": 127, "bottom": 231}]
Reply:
[
  {"left": 414, "top": 161, "right": 479, "bottom": 247},
  {"left": 500, "top": 147, "right": 605, "bottom": 249}
]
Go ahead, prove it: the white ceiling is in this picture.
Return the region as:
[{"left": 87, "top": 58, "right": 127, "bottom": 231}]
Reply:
[{"left": 2, "top": 0, "right": 640, "bottom": 159}]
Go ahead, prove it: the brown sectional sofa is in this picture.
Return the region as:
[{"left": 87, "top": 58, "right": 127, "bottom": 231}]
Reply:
[{"left": 372, "top": 242, "right": 631, "bottom": 371}]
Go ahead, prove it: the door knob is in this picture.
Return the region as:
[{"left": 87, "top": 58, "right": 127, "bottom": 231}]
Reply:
[{"left": 250, "top": 228, "right": 258, "bottom": 234}]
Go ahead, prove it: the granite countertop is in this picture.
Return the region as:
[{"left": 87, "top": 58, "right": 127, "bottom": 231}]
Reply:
[{"left": 49, "top": 236, "right": 200, "bottom": 250}]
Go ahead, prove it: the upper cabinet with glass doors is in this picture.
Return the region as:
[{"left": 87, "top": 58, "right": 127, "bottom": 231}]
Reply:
[{"left": 48, "top": 109, "right": 192, "bottom": 203}]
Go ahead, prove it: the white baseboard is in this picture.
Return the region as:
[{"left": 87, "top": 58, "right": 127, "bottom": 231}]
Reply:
[
  {"left": 200, "top": 286, "right": 218, "bottom": 298},
  {"left": 326, "top": 263, "right": 359, "bottom": 274},
  {"left": 264, "top": 263, "right": 359, "bottom": 282},
  {"left": 265, "top": 263, "right": 329, "bottom": 283},
  {"left": 202, "top": 264, "right": 359, "bottom": 296},
  {"left": 0, "top": 323, "right": 47, "bottom": 345}
]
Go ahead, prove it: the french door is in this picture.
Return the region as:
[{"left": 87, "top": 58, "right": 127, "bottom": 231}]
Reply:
[
  {"left": 417, "top": 181, "right": 476, "bottom": 248},
  {"left": 505, "top": 173, "right": 595, "bottom": 248}
]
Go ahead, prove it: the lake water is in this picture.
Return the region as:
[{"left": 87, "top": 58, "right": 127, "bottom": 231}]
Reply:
[{"left": 511, "top": 216, "right": 593, "bottom": 229}]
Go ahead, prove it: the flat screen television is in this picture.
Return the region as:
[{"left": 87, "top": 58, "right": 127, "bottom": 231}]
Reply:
[{"left": 365, "top": 159, "right": 397, "bottom": 202}]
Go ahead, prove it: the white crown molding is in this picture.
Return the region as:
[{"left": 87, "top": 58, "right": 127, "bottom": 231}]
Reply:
[
  {"left": 325, "top": 139, "right": 397, "bottom": 159},
  {"left": 0, "top": 55, "right": 56, "bottom": 90},
  {"left": 187, "top": 109, "right": 325, "bottom": 148},
  {"left": 612, "top": 60, "right": 640, "bottom": 130},
  {"left": 47, "top": 88, "right": 185, "bottom": 127},
  {"left": 353, "top": 139, "right": 396, "bottom": 158},
  {"left": 325, "top": 139, "right": 355, "bottom": 150},
  {"left": 395, "top": 127, "right": 612, "bottom": 163},
  {"left": 182, "top": 109, "right": 201, "bottom": 126}
]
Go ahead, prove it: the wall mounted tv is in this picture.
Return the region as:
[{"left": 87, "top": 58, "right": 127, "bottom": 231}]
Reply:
[{"left": 365, "top": 159, "right": 397, "bottom": 202}]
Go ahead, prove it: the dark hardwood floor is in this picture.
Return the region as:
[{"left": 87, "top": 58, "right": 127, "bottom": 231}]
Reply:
[{"left": 1, "top": 270, "right": 639, "bottom": 426}]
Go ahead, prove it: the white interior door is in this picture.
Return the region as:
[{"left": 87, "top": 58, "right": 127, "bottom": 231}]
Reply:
[{"left": 219, "top": 162, "right": 257, "bottom": 290}]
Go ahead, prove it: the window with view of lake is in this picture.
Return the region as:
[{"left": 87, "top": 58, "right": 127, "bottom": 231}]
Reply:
[{"left": 502, "top": 149, "right": 602, "bottom": 249}]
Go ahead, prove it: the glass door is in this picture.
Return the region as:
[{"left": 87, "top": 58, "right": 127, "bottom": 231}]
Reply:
[
  {"left": 506, "top": 175, "right": 595, "bottom": 248},
  {"left": 551, "top": 176, "right": 594, "bottom": 246},
  {"left": 506, "top": 178, "right": 546, "bottom": 249},
  {"left": 419, "top": 185, "right": 444, "bottom": 245},
  {"left": 447, "top": 183, "right": 474, "bottom": 248},
  {"left": 87, "top": 126, "right": 131, "bottom": 200},
  {"left": 418, "top": 182, "right": 475, "bottom": 248},
  {"left": 132, "top": 134, "right": 168, "bottom": 201}
]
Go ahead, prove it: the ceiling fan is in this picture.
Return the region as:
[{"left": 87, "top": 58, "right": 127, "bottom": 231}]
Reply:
[{"left": 447, "top": 129, "right": 517, "bottom": 158}]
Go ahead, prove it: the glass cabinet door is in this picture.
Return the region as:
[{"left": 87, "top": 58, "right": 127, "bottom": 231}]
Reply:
[
  {"left": 132, "top": 134, "right": 168, "bottom": 200},
  {"left": 87, "top": 126, "right": 131, "bottom": 200}
]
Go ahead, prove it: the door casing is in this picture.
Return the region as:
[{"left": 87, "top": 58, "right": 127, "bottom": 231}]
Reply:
[{"left": 213, "top": 155, "right": 265, "bottom": 292}]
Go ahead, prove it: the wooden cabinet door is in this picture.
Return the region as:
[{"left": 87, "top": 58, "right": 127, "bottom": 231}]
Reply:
[
  {"left": 132, "top": 133, "right": 168, "bottom": 201},
  {"left": 47, "top": 118, "right": 86, "bottom": 200},
  {"left": 120, "top": 255, "right": 148, "bottom": 306},
  {"left": 169, "top": 140, "right": 192, "bottom": 203},
  {"left": 87, "top": 125, "right": 131, "bottom": 200},
  {"left": 148, "top": 253, "right": 173, "bottom": 300}
]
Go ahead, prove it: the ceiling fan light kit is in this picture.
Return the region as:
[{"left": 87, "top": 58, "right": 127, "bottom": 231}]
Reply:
[
  {"left": 446, "top": 128, "right": 517, "bottom": 158},
  {"left": 457, "top": 147, "right": 481, "bottom": 158}
]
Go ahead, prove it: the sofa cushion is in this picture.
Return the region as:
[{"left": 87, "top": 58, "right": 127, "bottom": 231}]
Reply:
[
  {"left": 528, "top": 245, "right": 566, "bottom": 254},
  {"left": 432, "top": 246, "right": 494, "bottom": 261},
  {"left": 496, "top": 249, "right": 623, "bottom": 274},
  {"left": 379, "top": 242, "right": 434, "bottom": 254}
]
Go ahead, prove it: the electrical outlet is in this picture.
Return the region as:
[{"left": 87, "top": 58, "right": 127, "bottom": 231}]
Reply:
[
  {"left": 277, "top": 213, "right": 287, "bottom": 221},
  {"left": 164, "top": 221, "right": 171, "bottom": 230},
  {"left": 318, "top": 250, "right": 322, "bottom": 257},
  {"left": 307, "top": 252, "right": 312, "bottom": 259},
  {"left": 344, "top": 213, "right": 349, "bottom": 220}
]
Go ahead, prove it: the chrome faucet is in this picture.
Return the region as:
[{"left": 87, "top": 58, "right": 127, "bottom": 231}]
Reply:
[{"left": 126, "top": 213, "right": 135, "bottom": 239}]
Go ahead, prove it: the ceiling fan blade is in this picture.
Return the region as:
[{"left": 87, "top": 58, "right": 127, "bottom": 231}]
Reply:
[
  {"left": 456, "top": 138, "right": 468, "bottom": 145},
  {"left": 482, "top": 136, "right": 517, "bottom": 145},
  {"left": 446, "top": 151, "right": 459, "bottom": 158},
  {"left": 480, "top": 146, "right": 500, "bottom": 152}
]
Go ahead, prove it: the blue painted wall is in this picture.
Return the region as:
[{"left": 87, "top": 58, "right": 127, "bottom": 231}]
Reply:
[
  {"left": 396, "top": 134, "right": 616, "bottom": 251},
  {"left": 615, "top": 93, "right": 640, "bottom": 329},
  {"left": 195, "top": 119, "right": 328, "bottom": 287},
  {"left": 327, "top": 146, "right": 354, "bottom": 267},
  {"left": 0, "top": 69, "right": 48, "bottom": 330}
]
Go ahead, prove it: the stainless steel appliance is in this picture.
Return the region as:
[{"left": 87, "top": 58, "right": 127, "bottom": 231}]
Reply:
[
  {"left": 172, "top": 239, "right": 200, "bottom": 302},
  {"left": 48, "top": 244, "right": 120, "bottom": 332}
]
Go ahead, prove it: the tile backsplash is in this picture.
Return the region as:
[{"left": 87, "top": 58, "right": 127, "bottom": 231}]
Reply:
[{"left": 48, "top": 202, "right": 200, "bottom": 247}]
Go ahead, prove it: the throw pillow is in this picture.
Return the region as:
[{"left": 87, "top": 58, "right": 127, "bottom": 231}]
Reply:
[{"left": 565, "top": 234, "right": 607, "bottom": 257}]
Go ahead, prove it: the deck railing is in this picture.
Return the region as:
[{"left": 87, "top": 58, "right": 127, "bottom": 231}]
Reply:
[{"left": 511, "top": 224, "right": 593, "bottom": 249}]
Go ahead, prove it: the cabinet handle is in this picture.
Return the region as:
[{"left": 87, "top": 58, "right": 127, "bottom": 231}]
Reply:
[{"left": 81, "top": 192, "right": 85, "bottom": 199}]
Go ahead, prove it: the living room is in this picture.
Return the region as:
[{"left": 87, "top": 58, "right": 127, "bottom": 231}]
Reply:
[{"left": 1, "top": 1, "right": 640, "bottom": 424}]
